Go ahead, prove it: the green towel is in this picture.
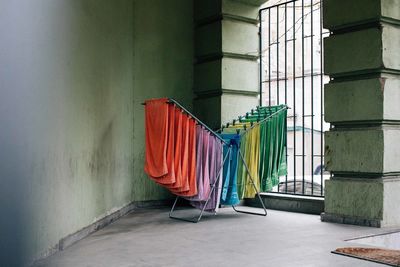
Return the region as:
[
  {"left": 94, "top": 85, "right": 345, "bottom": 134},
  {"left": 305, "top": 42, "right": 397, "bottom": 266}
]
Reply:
[{"left": 223, "top": 105, "right": 288, "bottom": 197}]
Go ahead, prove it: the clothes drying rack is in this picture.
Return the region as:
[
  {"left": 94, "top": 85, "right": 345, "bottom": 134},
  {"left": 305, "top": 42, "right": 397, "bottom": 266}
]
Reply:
[{"left": 143, "top": 98, "right": 288, "bottom": 223}]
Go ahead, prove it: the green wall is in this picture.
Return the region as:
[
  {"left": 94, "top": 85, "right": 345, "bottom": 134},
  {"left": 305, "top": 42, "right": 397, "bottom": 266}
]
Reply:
[
  {"left": 132, "top": 0, "right": 194, "bottom": 202},
  {"left": 0, "top": 0, "right": 193, "bottom": 264}
]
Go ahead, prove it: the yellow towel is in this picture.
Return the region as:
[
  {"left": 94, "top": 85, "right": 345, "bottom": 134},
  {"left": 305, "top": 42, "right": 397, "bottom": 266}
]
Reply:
[{"left": 244, "top": 125, "right": 260, "bottom": 198}]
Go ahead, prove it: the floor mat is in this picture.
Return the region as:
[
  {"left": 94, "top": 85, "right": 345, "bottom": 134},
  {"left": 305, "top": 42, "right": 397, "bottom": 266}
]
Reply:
[
  {"left": 333, "top": 247, "right": 400, "bottom": 266},
  {"left": 346, "top": 231, "right": 400, "bottom": 250}
]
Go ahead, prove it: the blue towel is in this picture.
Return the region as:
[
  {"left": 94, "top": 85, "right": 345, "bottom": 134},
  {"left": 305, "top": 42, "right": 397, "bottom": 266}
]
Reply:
[
  {"left": 220, "top": 134, "right": 241, "bottom": 206},
  {"left": 221, "top": 144, "right": 231, "bottom": 201}
]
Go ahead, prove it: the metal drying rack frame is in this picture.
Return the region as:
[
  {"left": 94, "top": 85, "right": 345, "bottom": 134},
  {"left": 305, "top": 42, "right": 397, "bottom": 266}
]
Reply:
[
  {"left": 239, "top": 105, "right": 289, "bottom": 137},
  {"left": 142, "top": 98, "right": 268, "bottom": 223},
  {"left": 217, "top": 105, "right": 289, "bottom": 136}
]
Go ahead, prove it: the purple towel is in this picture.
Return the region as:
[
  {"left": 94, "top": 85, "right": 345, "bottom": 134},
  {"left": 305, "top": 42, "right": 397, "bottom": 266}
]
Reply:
[
  {"left": 214, "top": 139, "right": 223, "bottom": 211},
  {"left": 194, "top": 125, "right": 204, "bottom": 200},
  {"left": 209, "top": 137, "right": 223, "bottom": 212},
  {"left": 186, "top": 126, "right": 209, "bottom": 201},
  {"left": 201, "top": 131, "right": 211, "bottom": 199},
  {"left": 203, "top": 135, "right": 217, "bottom": 211},
  {"left": 190, "top": 135, "right": 224, "bottom": 212}
]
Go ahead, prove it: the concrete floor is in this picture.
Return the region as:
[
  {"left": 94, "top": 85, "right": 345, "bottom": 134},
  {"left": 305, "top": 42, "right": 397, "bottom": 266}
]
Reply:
[{"left": 35, "top": 207, "right": 398, "bottom": 267}]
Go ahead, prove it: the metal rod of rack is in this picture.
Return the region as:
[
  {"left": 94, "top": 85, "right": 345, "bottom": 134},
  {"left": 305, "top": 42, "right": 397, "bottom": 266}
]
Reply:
[
  {"left": 216, "top": 105, "right": 289, "bottom": 135},
  {"left": 232, "top": 149, "right": 267, "bottom": 216},
  {"left": 240, "top": 106, "right": 288, "bottom": 137},
  {"left": 142, "top": 98, "right": 229, "bottom": 146},
  {"left": 143, "top": 98, "right": 269, "bottom": 223},
  {"left": 169, "top": 139, "right": 269, "bottom": 222},
  {"left": 169, "top": 148, "right": 232, "bottom": 223}
]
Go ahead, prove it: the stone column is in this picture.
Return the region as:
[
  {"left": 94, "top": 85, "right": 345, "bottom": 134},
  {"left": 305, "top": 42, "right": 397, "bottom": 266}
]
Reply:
[
  {"left": 193, "top": 0, "right": 268, "bottom": 129},
  {"left": 321, "top": 0, "right": 400, "bottom": 227}
]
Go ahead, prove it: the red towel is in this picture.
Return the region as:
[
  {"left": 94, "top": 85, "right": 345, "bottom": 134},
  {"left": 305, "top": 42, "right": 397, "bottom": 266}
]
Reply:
[{"left": 144, "top": 98, "right": 169, "bottom": 178}]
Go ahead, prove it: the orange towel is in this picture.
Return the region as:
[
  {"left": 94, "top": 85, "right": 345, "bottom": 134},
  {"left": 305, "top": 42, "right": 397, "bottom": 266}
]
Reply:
[
  {"left": 181, "top": 118, "right": 198, "bottom": 196},
  {"left": 167, "top": 107, "right": 183, "bottom": 190},
  {"left": 180, "top": 114, "right": 190, "bottom": 192},
  {"left": 170, "top": 112, "right": 190, "bottom": 193},
  {"left": 172, "top": 116, "right": 198, "bottom": 196},
  {"left": 144, "top": 99, "right": 197, "bottom": 197},
  {"left": 154, "top": 103, "right": 176, "bottom": 185},
  {"left": 144, "top": 98, "right": 169, "bottom": 178}
]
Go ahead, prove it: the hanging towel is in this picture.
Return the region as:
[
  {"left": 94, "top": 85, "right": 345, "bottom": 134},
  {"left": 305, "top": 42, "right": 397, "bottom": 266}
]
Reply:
[
  {"left": 144, "top": 98, "right": 170, "bottom": 179},
  {"left": 220, "top": 134, "right": 240, "bottom": 206},
  {"left": 173, "top": 117, "right": 198, "bottom": 197},
  {"left": 276, "top": 110, "right": 288, "bottom": 178},
  {"left": 244, "top": 125, "right": 261, "bottom": 198},
  {"left": 189, "top": 130, "right": 211, "bottom": 207},
  {"left": 201, "top": 130, "right": 211, "bottom": 198},
  {"left": 213, "top": 138, "right": 224, "bottom": 212},
  {"left": 144, "top": 98, "right": 288, "bottom": 210},
  {"left": 153, "top": 103, "right": 177, "bottom": 185},
  {"left": 191, "top": 135, "right": 224, "bottom": 212},
  {"left": 259, "top": 120, "right": 268, "bottom": 190},
  {"left": 220, "top": 141, "right": 231, "bottom": 201},
  {"left": 179, "top": 113, "right": 190, "bottom": 192},
  {"left": 240, "top": 130, "right": 252, "bottom": 198},
  {"left": 211, "top": 136, "right": 223, "bottom": 212},
  {"left": 202, "top": 135, "right": 218, "bottom": 211},
  {"left": 259, "top": 110, "right": 288, "bottom": 191},
  {"left": 187, "top": 118, "right": 198, "bottom": 196},
  {"left": 188, "top": 126, "right": 211, "bottom": 203},
  {"left": 242, "top": 128, "right": 252, "bottom": 198},
  {"left": 166, "top": 108, "right": 184, "bottom": 190},
  {"left": 237, "top": 132, "right": 247, "bottom": 200},
  {"left": 185, "top": 125, "right": 206, "bottom": 201},
  {"left": 194, "top": 124, "right": 205, "bottom": 199},
  {"left": 170, "top": 112, "right": 190, "bottom": 193}
]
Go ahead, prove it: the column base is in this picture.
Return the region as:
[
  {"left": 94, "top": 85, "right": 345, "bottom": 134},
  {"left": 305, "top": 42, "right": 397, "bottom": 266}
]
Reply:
[
  {"left": 321, "top": 212, "right": 381, "bottom": 228},
  {"left": 322, "top": 178, "right": 400, "bottom": 228}
]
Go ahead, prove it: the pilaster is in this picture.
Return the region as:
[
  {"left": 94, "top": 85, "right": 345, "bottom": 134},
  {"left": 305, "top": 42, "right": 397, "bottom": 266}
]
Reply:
[
  {"left": 322, "top": 0, "right": 400, "bottom": 227},
  {"left": 193, "top": 0, "right": 268, "bottom": 128}
]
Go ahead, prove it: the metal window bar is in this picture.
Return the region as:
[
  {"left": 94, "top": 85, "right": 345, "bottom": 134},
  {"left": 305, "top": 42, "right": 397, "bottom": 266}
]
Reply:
[
  {"left": 284, "top": 3, "right": 288, "bottom": 193},
  {"left": 319, "top": 0, "right": 324, "bottom": 196},
  {"left": 259, "top": 0, "right": 329, "bottom": 197}
]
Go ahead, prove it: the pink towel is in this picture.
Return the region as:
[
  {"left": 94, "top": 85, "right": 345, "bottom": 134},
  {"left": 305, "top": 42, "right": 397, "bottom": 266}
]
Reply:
[{"left": 190, "top": 134, "right": 224, "bottom": 211}]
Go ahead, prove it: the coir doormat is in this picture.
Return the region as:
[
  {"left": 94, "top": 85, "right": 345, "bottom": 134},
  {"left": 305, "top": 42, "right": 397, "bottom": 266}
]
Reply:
[{"left": 333, "top": 247, "right": 400, "bottom": 266}]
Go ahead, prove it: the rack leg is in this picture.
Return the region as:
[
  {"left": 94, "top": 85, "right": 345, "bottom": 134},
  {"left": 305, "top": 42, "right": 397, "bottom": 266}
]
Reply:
[
  {"left": 168, "top": 147, "right": 231, "bottom": 223},
  {"left": 169, "top": 194, "right": 215, "bottom": 223},
  {"left": 232, "top": 149, "right": 267, "bottom": 216}
]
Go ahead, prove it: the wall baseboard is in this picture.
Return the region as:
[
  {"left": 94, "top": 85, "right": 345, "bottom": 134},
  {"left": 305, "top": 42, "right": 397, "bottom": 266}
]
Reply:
[
  {"left": 321, "top": 212, "right": 381, "bottom": 228},
  {"left": 59, "top": 199, "right": 175, "bottom": 250},
  {"left": 245, "top": 192, "right": 324, "bottom": 215},
  {"left": 32, "top": 199, "right": 174, "bottom": 266}
]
